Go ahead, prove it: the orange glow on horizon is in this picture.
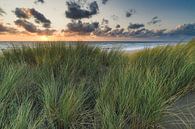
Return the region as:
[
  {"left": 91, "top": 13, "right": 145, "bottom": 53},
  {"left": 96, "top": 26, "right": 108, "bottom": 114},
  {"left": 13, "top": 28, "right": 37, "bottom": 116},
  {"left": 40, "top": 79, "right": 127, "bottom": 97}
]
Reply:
[
  {"left": 0, "top": 33, "right": 138, "bottom": 42},
  {"left": 0, "top": 34, "right": 103, "bottom": 41}
]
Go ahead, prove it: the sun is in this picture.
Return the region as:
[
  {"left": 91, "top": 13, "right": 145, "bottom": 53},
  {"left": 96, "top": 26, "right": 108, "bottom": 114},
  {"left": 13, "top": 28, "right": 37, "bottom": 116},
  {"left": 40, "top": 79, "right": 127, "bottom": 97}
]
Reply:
[{"left": 40, "top": 36, "right": 50, "bottom": 41}]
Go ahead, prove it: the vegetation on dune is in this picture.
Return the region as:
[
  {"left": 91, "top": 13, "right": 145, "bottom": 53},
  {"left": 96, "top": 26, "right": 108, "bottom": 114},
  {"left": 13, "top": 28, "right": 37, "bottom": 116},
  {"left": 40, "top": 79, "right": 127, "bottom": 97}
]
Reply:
[{"left": 0, "top": 40, "right": 194, "bottom": 129}]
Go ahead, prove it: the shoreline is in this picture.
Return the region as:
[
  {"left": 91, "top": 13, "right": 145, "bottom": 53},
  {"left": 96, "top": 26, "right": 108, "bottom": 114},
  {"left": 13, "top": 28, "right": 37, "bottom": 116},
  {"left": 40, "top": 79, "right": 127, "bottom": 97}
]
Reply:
[{"left": 0, "top": 41, "right": 182, "bottom": 52}]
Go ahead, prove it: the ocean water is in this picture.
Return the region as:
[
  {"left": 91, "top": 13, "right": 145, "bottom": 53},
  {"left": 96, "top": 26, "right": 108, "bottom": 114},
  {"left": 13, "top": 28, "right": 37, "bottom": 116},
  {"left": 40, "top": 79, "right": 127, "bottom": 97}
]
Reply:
[{"left": 0, "top": 41, "right": 184, "bottom": 51}]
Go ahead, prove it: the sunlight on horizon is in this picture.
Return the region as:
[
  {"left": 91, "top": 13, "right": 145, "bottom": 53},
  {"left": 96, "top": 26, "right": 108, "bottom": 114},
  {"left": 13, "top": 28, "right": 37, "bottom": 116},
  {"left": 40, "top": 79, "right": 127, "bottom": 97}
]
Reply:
[{"left": 39, "top": 36, "right": 50, "bottom": 41}]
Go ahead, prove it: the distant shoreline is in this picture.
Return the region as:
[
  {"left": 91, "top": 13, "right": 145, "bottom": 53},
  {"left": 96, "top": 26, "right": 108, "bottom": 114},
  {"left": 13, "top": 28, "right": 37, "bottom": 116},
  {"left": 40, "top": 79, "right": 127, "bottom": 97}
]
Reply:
[
  {"left": 0, "top": 40, "right": 185, "bottom": 52},
  {"left": 0, "top": 40, "right": 187, "bottom": 43}
]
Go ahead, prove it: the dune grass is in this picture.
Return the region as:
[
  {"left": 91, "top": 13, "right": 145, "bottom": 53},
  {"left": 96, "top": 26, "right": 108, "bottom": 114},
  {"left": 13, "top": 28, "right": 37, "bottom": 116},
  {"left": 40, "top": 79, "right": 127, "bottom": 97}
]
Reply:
[{"left": 0, "top": 40, "right": 194, "bottom": 129}]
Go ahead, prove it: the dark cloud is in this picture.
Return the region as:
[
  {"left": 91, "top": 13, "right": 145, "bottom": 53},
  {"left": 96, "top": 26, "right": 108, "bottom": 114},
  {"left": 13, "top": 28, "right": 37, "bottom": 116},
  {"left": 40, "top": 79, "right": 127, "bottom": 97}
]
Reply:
[
  {"left": 71, "top": 21, "right": 195, "bottom": 38},
  {"left": 15, "top": 19, "right": 55, "bottom": 35},
  {"left": 34, "top": 0, "right": 45, "bottom": 4},
  {"left": 80, "top": 21, "right": 166, "bottom": 38},
  {"left": 102, "top": 0, "right": 108, "bottom": 5},
  {"left": 0, "top": 8, "right": 6, "bottom": 16},
  {"left": 14, "top": 8, "right": 51, "bottom": 28},
  {"left": 65, "top": 1, "right": 99, "bottom": 19},
  {"left": 127, "top": 28, "right": 146, "bottom": 37},
  {"left": 126, "top": 9, "right": 136, "bottom": 18},
  {"left": 38, "top": 29, "right": 56, "bottom": 35},
  {"left": 125, "top": 25, "right": 194, "bottom": 38},
  {"left": 65, "top": 20, "right": 195, "bottom": 38},
  {"left": 109, "top": 28, "right": 125, "bottom": 37},
  {"left": 77, "top": 21, "right": 195, "bottom": 38},
  {"left": 92, "top": 24, "right": 166, "bottom": 38},
  {"left": 116, "top": 24, "right": 120, "bottom": 28},
  {"left": 14, "top": 8, "right": 31, "bottom": 19},
  {"left": 15, "top": 19, "right": 38, "bottom": 33},
  {"left": 128, "top": 23, "right": 144, "bottom": 30},
  {"left": 67, "top": 20, "right": 99, "bottom": 34},
  {"left": 0, "top": 24, "right": 8, "bottom": 32},
  {"left": 168, "top": 23, "right": 195, "bottom": 36},
  {"left": 93, "top": 25, "right": 125, "bottom": 37},
  {"left": 127, "top": 28, "right": 167, "bottom": 37},
  {"left": 93, "top": 25, "right": 112, "bottom": 36},
  {"left": 0, "top": 23, "right": 18, "bottom": 34},
  {"left": 148, "top": 16, "right": 161, "bottom": 25},
  {"left": 30, "top": 8, "right": 51, "bottom": 28}
]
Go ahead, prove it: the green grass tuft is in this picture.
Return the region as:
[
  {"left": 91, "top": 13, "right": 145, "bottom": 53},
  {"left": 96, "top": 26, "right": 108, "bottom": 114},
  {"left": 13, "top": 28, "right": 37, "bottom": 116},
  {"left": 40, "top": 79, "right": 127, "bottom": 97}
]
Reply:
[{"left": 0, "top": 40, "right": 194, "bottom": 129}]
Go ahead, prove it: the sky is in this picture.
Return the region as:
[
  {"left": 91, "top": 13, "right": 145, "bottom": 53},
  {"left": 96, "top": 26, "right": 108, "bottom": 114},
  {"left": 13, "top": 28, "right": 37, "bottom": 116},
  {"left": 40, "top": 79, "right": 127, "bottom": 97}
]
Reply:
[{"left": 0, "top": 0, "right": 195, "bottom": 41}]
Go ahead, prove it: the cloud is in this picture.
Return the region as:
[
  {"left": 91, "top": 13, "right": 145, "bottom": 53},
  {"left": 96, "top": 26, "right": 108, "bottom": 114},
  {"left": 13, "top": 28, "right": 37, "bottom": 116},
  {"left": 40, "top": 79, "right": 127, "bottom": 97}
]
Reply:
[
  {"left": 0, "top": 23, "right": 18, "bottom": 34},
  {"left": 108, "top": 28, "right": 125, "bottom": 37},
  {"left": 116, "top": 24, "right": 120, "bottom": 28},
  {"left": 38, "top": 29, "right": 56, "bottom": 35},
  {"left": 0, "top": 8, "right": 6, "bottom": 16},
  {"left": 168, "top": 23, "right": 195, "bottom": 36},
  {"left": 93, "top": 25, "right": 112, "bottom": 36},
  {"left": 65, "top": 21, "right": 195, "bottom": 38},
  {"left": 30, "top": 8, "right": 51, "bottom": 28},
  {"left": 67, "top": 20, "right": 99, "bottom": 34},
  {"left": 150, "top": 29, "right": 167, "bottom": 36},
  {"left": 126, "top": 9, "right": 136, "bottom": 18},
  {"left": 76, "top": 20, "right": 166, "bottom": 38},
  {"left": 101, "top": 18, "right": 109, "bottom": 25},
  {"left": 128, "top": 28, "right": 167, "bottom": 37},
  {"left": 93, "top": 25, "right": 125, "bottom": 37},
  {"left": 14, "top": 8, "right": 31, "bottom": 19},
  {"left": 148, "top": 16, "right": 161, "bottom": 25},
  {"left": 14, "top": 19, "right": 55, "bottom": 35},
  {"left": 92, "top": 24, "right": 166, "bottom": 38},
  {"left": 128, "top": 23, "right": 144, "bottom": 30},
  {"left": 65, "top": 20, "right": 195, "bottom": 38},
  {"left": 14, "top": 8, "right": 51, "bottom": 28},
  {"left": 15, "top": 19, "right": 38, "bottom": 33},
  {"left": 102, "top": 0, "right": 108, "bottom": 5},
  {"left": 34, "top": 0, "right": 45, "bottom": 4},
  {"left": 65, "top": 1, "right": 99, "bottom": 19}
]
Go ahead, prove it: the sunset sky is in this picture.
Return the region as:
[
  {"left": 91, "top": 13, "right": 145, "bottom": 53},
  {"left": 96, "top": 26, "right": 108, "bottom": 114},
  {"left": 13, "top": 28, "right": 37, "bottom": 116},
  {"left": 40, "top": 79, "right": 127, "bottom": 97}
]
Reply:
[{"left": 0, "top": 0, "right": 195, "bottom": 41}]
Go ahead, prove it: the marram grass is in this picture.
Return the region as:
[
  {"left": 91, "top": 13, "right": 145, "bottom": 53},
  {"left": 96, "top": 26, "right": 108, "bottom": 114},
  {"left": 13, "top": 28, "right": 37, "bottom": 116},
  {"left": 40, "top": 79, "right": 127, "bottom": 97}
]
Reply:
[{"left": 0, "top": 40, "right": 194, "bottom": 129}]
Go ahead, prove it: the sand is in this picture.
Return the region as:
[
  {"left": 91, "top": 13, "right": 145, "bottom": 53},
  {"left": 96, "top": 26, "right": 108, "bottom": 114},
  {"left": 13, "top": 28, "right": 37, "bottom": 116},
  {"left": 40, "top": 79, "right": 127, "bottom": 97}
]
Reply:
[{"left": 162, "top": 90, "right": 195, "bottom": 129}]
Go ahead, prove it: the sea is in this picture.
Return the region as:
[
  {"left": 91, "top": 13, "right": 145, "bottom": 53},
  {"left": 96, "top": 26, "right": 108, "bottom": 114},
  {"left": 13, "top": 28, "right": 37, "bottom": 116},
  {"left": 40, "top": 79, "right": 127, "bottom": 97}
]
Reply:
[{"left": 0, "top": 41, "right": 186, "bottom": 52}]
